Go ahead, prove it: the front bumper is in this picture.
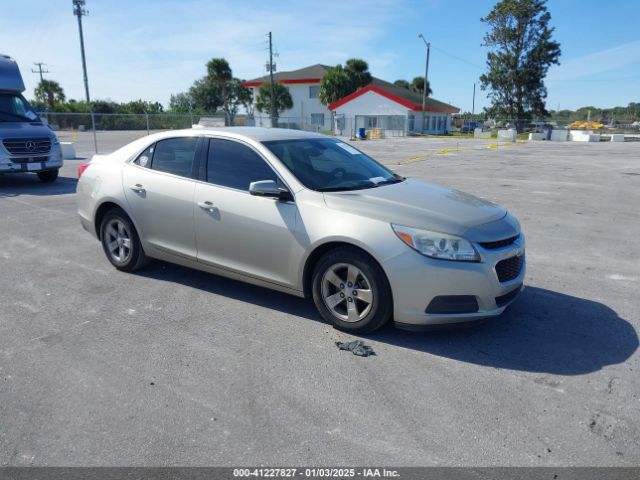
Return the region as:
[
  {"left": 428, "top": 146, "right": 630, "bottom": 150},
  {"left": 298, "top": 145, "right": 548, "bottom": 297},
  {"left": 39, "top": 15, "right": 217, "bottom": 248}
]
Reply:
[
  {"left": 0, "top": 144, "right": 63, "bottom": 173},
  {"left": 385, "top": 234, "right": 526, "bottom": 327}
]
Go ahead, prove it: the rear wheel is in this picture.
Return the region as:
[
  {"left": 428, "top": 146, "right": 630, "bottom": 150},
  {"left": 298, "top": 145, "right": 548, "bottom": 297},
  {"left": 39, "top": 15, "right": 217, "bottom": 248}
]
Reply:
[
  {"left": 100, "top": 208, "right": 148, "bottom": 272},
  {"left": 312, "top": 247, "right": 392, "bottom": 333},
  {"left": 37, "top": 169, "right": 58, "bottom": 183}
]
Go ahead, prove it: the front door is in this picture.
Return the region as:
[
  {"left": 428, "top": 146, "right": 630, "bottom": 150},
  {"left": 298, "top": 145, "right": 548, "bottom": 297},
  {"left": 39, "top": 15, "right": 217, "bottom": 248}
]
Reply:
[{"left": 194, "top": 137, "right": 300, "bottom": 288}]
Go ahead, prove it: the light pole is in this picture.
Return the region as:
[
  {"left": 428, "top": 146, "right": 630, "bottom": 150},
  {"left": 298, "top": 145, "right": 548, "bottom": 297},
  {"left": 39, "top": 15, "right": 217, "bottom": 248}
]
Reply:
[
  {"left": 418, "top": 33, "right": 430, "bottom": 133},
  {"left": 73, "top": 0, "right": 98, "bottom": 153}
]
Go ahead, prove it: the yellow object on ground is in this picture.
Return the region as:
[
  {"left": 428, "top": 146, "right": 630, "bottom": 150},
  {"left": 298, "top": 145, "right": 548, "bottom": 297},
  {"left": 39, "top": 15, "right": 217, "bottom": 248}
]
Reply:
[{"left": 567, "top": 121, "right": 605, "bottom": 130}]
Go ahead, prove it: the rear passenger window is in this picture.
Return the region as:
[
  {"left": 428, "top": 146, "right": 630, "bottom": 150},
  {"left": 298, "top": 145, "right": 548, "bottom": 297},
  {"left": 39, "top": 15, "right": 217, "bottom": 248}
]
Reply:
[
  {"left": 207, "top": 138, "right": 277, "bottom": 191},
  {"left": 151, "top": 137, "right": 198, "bottom": 178},
  {"left": 133, "top": 144, "right": 154, "bottom": 168}
]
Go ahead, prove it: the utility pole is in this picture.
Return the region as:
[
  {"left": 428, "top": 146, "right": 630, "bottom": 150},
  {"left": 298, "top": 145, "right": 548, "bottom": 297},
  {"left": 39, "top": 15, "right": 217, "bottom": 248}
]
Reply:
[
  {"left": 472, "top": 83, "right": 476, "bottom": 117},
  {"left": 73, "top": 0, "right": 98, "bottom": 153},
  {"left": 418, "top": 33, "right": 430, "bottom": 133},
  {"left": 31, "top": 62, "right": 49, "bottom": 83},
  {"left": 267, "top": 31, "right": 276, "bottom": 127}
]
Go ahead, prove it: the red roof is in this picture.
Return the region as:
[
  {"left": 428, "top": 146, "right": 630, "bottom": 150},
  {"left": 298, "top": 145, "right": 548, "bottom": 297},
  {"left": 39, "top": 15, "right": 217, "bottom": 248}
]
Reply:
[
  {"left": 242, "top": 64, "right": 329, "bottom": 88},
  {"left": 329, "top": 79, "right": 459, "bottom": 114}
]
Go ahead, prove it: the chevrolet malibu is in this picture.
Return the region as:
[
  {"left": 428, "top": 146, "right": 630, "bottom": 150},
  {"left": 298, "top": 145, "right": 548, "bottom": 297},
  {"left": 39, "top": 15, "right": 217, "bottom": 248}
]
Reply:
[{"left": 77, "top": 128, "right": 525, "bottom": 333}]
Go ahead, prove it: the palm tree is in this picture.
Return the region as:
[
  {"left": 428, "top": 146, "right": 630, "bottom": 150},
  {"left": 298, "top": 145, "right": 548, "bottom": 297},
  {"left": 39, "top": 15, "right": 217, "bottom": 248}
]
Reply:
[
  {"left": 34, "top": 79, "right": 66, "bottom": 110},
  {"left": 319, "top": 59, "right": 372, "bottom": 105},
  {"left": 410, "top": 77, "right": 432, "bottom": 97},
  {"left": 255, "top": 82, "right": 293, "bottom": 123},
  {"left": 393, "top": 79, "right": 411, "bottom": 89},
  {"left": 345, "top": 58, "right": 372, "bottom": 89},
  {"left": 319, "top": 65, "right": 352, "bottom": 105}
]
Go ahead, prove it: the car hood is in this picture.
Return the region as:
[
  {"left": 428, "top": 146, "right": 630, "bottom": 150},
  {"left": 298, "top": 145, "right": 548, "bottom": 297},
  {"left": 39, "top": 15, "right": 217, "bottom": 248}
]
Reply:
[
  {"left": 322, "top": 178, "right": 520, "bottom": 241},
  {"left": 0, "top": 121, "right": 52, "bottom": 137}
]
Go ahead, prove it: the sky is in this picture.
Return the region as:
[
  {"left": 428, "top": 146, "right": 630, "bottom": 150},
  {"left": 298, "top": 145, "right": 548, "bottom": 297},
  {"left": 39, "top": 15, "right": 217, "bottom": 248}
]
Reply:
[{"left": 2, "top": 0, "right": 639, "bottom": 112}]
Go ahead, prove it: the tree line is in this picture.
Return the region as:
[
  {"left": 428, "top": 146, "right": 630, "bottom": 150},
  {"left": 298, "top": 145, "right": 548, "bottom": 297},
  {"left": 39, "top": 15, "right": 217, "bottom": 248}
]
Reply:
[{"left": 36, "top": 0, "right": 639, "bottom": 132}]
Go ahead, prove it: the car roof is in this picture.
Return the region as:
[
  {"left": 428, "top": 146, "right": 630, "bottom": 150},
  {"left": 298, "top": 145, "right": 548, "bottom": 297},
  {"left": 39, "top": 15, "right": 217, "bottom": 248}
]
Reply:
[
  {"left": 106, "top": 127, "right": 333, "bottom": 163},
  {"left": 168, "top": 127, "right": 328, "bottom": 142}
]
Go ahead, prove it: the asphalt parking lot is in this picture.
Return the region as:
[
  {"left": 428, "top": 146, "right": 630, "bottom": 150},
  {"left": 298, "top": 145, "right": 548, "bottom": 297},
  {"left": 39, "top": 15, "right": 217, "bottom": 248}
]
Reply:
[{"left": 1, "top": 133, "right": 639, "bottom": 466}]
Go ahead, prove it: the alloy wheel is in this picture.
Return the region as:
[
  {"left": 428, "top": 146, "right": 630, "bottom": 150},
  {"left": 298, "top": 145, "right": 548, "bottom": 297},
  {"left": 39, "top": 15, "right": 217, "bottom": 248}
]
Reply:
[
  {"left": 104, "top": 219, "right": 132, "bottom": 264},
  {"left": 321, "top": 262, "right": 373, "bottom": 322}
]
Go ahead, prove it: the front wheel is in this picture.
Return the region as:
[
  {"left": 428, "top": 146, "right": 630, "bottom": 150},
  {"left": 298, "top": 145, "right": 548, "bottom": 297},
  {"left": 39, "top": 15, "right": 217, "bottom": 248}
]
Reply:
[
  {"left": 100, "top": 208, "right": 148, "bottom": 272},
  {"left": 37, "top": 169, "right": 58, "bottom": 183},
  {"left": 312, "top": 247, "right": 392, "bottom": 333}
]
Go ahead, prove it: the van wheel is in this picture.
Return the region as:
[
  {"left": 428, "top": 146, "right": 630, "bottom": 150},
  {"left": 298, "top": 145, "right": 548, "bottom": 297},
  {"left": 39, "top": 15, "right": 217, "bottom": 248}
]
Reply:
[
  {"left": 312, "top": 247, "right": 392, "bottom": 333},
  {"left": 37, "top": 169, "right": 58, "bottom": 183},
  {"left": 100, "top": 208, "right": 148, "bottom": 272}
]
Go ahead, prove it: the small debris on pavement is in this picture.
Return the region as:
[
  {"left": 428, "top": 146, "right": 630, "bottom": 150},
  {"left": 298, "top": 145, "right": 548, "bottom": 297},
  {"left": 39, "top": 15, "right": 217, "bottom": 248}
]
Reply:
[{"left": 335, "top": 340, "right": 376, "bottom": 357}]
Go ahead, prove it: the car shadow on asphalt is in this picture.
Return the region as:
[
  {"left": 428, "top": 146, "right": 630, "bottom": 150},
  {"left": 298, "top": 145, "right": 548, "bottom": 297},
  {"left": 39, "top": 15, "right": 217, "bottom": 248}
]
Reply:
[
  {"left": 137, "top": 263, "right": 637, "bottom": 376},
  {"left": 367, "top": 286, "right": 638, "bottom": 375},
  {"left": 137, "top": 262, "right": 323, "bottom": 325},
  {"left": 0, "top": 172, "right": 77, "bottom": 196}
]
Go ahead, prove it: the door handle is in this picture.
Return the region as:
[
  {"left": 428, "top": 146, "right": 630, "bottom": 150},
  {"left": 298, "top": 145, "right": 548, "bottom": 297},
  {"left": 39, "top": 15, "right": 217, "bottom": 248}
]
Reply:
[
  {"left": 198, "top": 201, "right": 218, "bottom": 213},
  {"left": 129, "top": 184, "right": 146, "bottom": 193}
]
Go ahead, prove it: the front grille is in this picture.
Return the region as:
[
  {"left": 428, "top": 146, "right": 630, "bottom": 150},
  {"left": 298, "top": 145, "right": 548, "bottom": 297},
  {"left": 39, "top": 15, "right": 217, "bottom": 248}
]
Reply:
[
  {"left": 495, "top": 255, "right": 524, "bottom": 283},
  {"left": 495, "top": 284, "right": 523, "bottom": 307},
  {"left": 479, "top": 234, "right": 520, "bottom": 250},
  {"left": 3, "top": 137, "right": 51, "bottom": 155}
]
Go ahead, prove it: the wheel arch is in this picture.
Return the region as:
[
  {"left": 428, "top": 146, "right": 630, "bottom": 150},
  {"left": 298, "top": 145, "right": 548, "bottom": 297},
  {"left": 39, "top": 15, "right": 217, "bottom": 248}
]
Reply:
[
  {"left": 94, "top": 200, "right": 133, "bottom": 240},
  {"left": 302, "top": 241, "right": 391, "bottom": 300}
]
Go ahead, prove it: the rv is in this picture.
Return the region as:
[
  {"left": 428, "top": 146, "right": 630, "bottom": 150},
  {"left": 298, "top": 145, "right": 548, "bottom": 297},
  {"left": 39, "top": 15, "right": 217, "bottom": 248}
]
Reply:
[{"left": 0, "top": 54, "right": 63, "bottom": 182}]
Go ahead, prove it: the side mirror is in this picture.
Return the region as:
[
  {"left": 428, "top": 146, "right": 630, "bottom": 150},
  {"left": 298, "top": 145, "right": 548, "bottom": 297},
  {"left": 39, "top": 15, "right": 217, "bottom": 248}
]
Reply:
[{"left": 249, "top": 180, "right": 292, "bottom": 201}]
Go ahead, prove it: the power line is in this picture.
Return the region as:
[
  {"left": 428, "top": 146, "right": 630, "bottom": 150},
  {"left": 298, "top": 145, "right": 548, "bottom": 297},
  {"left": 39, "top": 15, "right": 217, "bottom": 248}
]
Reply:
[
  {"left": 429, "top": 44, "right": 483, "bottom": 70},
  {"left": 31, "top": 62, "right": 49, "bottom": 83}
]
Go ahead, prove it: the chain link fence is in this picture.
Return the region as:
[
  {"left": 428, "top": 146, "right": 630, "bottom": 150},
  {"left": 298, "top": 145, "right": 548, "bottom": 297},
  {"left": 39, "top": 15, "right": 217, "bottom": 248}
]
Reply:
[{"left": 41, "top": 112, "right": 640, "bottom": 156}]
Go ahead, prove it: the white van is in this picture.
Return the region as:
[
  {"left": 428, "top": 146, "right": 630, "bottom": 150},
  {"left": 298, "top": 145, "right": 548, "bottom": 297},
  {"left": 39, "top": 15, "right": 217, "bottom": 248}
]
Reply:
[{"left": 0, "top": 54, "right": 63, "bottom": 182}]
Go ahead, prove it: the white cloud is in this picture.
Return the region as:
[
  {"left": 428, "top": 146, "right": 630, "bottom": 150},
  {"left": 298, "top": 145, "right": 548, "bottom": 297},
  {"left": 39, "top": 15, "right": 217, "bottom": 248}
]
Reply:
[
  {"left": 547, "top": 40, "right": 640, "bottom": 82},
  {"left": 1, "top": 0, "right": 406, "bottom": 105}
]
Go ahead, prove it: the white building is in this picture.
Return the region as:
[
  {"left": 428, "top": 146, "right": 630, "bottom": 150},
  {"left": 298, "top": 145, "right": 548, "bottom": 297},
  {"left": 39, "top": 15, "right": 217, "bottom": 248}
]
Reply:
[
  {"left": 329, "top": 78, "right": 459, "bottom": 136},
  {"left": 243, "top": 64, "right": 332, "bottom": 131},
  {"left": 243, "top": 64, "right": 459, "bottom": 136}
]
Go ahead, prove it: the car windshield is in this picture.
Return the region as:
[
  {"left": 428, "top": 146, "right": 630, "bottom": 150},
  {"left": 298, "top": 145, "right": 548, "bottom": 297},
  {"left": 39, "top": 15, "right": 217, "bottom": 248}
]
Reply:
[
  {"left": 0, "top": 93, "right": 40, "bottom": 122},
  {"left": 263, "top": 138, "right": 403, "bottom": 192}
]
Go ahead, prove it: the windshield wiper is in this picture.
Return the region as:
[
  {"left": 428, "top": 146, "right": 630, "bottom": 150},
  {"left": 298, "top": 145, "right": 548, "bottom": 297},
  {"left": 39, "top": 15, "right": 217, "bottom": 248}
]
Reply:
[
  {"left": 373, "top": 177, "right": 405, "bottom": 186},
  {"left": 318, "top": 182, "right": 376, "bottom": 192}
]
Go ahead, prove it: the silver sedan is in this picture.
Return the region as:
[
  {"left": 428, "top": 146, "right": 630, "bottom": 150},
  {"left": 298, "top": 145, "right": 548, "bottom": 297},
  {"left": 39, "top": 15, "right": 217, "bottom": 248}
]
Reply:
[{"left": 76, "top": 127, "right": 525, "bottom": 333}]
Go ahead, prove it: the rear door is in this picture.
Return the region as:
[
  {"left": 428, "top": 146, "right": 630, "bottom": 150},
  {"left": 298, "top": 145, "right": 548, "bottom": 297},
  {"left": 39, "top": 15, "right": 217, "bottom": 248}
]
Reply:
[
  {"left": 194, "top": 137, "right": 301, "bottom": 288},
  {"left": 122, "top": 136, "right": 202, "bottom": 260}
]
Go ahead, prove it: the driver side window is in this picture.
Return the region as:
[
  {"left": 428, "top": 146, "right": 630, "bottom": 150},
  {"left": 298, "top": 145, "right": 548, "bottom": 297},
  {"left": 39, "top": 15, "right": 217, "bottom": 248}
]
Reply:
[{"left": 207, "top": 138, "right": 278, "bottom": 191}]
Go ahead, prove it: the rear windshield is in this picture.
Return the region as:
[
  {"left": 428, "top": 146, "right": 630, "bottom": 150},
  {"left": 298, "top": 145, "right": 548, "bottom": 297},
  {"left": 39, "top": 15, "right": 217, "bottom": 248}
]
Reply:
[
  {"left": 263, "top": 138, "right": 403, "bottom": 192},
  {"left": 0, "top": 93, "right": 39, "bottom": 123}
]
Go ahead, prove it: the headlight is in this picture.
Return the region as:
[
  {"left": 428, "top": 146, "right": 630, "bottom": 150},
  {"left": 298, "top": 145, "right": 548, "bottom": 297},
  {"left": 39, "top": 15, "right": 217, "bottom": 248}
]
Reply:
[
  {"left": 51, "top": 136, "right": 60, "bottom": 145},
  {"left": 391, "top": 224, "right": 480, "bottom": 262}
]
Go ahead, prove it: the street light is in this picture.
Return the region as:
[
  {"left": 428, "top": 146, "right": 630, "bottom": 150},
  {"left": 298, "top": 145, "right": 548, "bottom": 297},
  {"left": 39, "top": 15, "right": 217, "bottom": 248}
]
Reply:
[
  {"left": 417, "top": 33, "right": 430, "bottom": 133},
  {"left": 73, "top": 0, "right": 98, "bottom": 153}
]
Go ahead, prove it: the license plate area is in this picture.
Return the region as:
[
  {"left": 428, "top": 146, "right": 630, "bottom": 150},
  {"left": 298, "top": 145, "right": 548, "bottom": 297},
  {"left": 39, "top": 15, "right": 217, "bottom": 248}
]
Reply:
[{"left": 11, "top": 156, "right": 48, "bottom": 164}]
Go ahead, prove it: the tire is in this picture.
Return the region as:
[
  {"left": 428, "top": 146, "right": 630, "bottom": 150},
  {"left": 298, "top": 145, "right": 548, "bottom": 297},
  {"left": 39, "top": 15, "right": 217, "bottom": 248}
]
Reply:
[
  {"left": 37, "top": 169, "right": 58, "bottom": 183},
  {"left": 312, "top": 247, "right": 392, "bottom": 333},
  {"left": 99, "top": 208, "right": 149, "bottom": 272}
]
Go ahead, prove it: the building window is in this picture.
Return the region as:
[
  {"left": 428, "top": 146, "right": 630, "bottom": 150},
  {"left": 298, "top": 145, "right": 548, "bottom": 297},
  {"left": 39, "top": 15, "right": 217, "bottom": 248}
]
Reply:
[
  {"left": 367, "top": 116, "right": 378, "bottom": 128},
  {"left": 309, "top": 85, "right": 319, "bottom": 99},
  {"left": 311, "top": 113, "right": 324, "bottom": 125}
]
